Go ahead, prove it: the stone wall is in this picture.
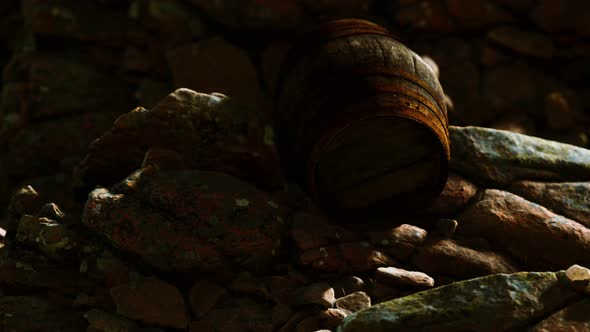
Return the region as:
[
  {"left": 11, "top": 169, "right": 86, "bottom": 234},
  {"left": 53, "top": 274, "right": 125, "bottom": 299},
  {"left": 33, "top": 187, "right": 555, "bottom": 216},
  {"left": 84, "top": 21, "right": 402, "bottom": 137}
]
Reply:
[{"left": 0, "top": 0, "right": 589, "bottom": 210}]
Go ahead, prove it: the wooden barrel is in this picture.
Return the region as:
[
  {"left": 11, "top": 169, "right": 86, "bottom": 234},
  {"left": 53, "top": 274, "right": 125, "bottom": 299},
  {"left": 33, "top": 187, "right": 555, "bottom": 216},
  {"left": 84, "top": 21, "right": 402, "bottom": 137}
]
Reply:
[{"left": 274, "top": 19, "right": 450, "bottom": 212}]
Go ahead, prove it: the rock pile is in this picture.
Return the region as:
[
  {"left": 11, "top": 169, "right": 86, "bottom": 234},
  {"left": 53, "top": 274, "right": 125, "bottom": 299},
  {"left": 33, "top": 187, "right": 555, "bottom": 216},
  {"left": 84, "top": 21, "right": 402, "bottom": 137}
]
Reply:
[
  {"left": 1, "top": 0, "right": 590, "bottom": 331},
  {"left": 2, "top": 88, "right": 590, "bottom": 331}
]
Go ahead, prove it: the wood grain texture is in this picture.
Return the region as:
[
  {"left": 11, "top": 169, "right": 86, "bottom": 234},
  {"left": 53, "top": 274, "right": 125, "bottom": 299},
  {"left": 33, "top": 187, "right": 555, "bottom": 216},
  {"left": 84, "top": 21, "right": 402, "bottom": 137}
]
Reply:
[{"left": 274, "top": 19, "right": 450, "bottom": 211}]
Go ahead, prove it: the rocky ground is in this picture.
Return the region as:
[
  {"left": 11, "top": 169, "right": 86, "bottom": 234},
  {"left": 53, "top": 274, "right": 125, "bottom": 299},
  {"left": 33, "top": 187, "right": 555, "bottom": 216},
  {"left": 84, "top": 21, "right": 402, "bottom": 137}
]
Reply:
[
  {"left": 1, "top": 0, "right": 590, "bottom": 331},
  {"left": 2, "top": 88, "right": 590, "bottom": 331}
]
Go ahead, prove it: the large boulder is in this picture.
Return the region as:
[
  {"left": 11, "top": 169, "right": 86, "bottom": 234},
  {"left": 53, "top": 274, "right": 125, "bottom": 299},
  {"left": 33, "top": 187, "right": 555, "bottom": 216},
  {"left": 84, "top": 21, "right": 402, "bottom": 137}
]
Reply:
[
  {"left": 74, "top": 88, "right": 283, "bottom": 196},
  {"left": 82, "top": 167, "right": 289, "bottom": 272},
  {"left": 450, "top": 126, "right": 590, "bottom": 186},
  {"left": 337, "top": 271, "right": 580, "bottom": 332}
]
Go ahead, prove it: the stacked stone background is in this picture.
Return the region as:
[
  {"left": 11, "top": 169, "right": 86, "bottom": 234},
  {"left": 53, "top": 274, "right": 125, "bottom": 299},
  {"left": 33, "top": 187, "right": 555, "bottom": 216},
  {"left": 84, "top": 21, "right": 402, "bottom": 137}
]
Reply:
[{"left": 1, "top": 1, "right": 590, "bottom": 331}]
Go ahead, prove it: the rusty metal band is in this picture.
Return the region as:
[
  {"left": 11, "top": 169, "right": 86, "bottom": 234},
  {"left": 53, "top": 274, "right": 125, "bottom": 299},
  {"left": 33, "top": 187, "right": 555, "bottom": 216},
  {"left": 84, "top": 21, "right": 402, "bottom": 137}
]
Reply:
[
  {"left": 342, "top": 66, "right": 448, "bottom": 124},
  {"left": 290, "top": 63, "right": 449, "bottom": 126},
  {"left": 305, "top": 106, "right": 450, "bottom": 203}
]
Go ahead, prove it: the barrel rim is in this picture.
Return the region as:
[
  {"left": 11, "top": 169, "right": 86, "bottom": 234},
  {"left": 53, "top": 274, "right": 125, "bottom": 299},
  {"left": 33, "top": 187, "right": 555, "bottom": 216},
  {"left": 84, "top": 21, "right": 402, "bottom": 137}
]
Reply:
[{"left": 306, "top": 112, "right": 450, "bottom": 210}]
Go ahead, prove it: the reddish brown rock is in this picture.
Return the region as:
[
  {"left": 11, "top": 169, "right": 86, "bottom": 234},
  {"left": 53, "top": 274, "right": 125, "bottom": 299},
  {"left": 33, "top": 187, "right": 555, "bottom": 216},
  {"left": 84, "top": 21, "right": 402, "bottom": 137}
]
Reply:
[
  {"left": 300, "top": 243, "right": 396, "bottom": 274},
  {"left": 166, "top": 37, "right": 267, "bottom": 110},
  {"left": 528, "top": 299, "right": 590, "bottom": 332},
  {"left": 110, "top": 276, "right": 188, "bottom": 329},
  {"left": 508, "top": 181, "right": 590, "bottom": 228},
  {"left": 292, "top": 213, "right": 360, "bottom": 251},
  {"left": 426, "top": 173, "right": 478, "bottom": 216},
  {"left": 412, "top": 238, "right": 519, "bottom": 279},
  {"left": 189, "top": 280, "right": 228, "bottom": 318},
  {"left": 375, "top": 267, "right": 435, "bottom": 289},
  {"left": 368, "top": 224, "right": 427, "bottom": 260},
  {"left": 334, "top": 292, "right": 371, "bottom": 313},
  {"left": 74, "top": 88, "right": 282, "bottom": 195},
  {"left": 83, "top": 167, "right": 289, "bottom": 272},
  {"left": 487, "top": 26, "right": 554, "bottom": 59},
  {"left": 458, "top": 189, "right": 590, "bottom": 269}
]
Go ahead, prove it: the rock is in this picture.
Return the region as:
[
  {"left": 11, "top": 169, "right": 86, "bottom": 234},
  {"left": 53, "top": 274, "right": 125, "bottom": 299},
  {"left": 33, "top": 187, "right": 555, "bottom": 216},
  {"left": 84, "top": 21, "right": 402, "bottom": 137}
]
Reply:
[
  {"left": 299, "top": 0, "right": 370, "bottom": 19},
  {"left": 490, "top": 114, "right": 536, "bottom": 135},
  {"left": 458, "top": 189, "right": 590, "bottom": 269},
  {"left": 433, "top": 218, "right": 458, "bottom": 237},
  {"left": 492, "top": 0, "right": 534, "bottom": 11},
  {"left": 438, "top": 61, "right": 482, "bottom": 123},
  {"left": 296, "top": 316, "right": 322, "bottom": 332},
  {"left": 189, "top": 280, "right": 228, "bottom": 318},
  {"left": 141, "top": 147, "right": 186, "bottom": 170},
  {"left": 375, "top": 267, "right": 434, "bottom": 289},
  {"left": 83, "top": 168, "right": 289, "bottom": 271},
  {"left": 367, "top": 224, "right": 427, "bottom": 261},
  {"left": 318, "top": 308, "right": 350, "bottom": 329},
  {"left": 395, "top": 0, "right": 455, "bottom": 32},
  {"left": 300, "top": 243, "right": 397, "bottom": 273},
  {"left": 22, "top": 0, "right": 133, "bottom": 46},
  {"left": 166, "top": 37, "right": 267, "bottom": 110},
  {"left": 412, "top": 238, "right": 518, "bottom": 279},
  {"left": 267, "top": 273, "right": 307, "bottom": 304},
  {"left": 544, "top": 91, "right": 578, "bottom": 130},
  {"left": 528, "top": 298, "right": 590, "bottom": 332},
  {"left": 272, "top": 303, "right": 293, "bottom": 329},
  {"left": 187, "top": 0, "right": 305, "bottom": 32},
  {"left": 292, "top": 213, "right": 360, "bottom": 251},
  {"left": 1, "top": 111, "right": 120, "bottom": 205},
  {"left": 201, "top": 297, "right": 273, "bottom": 332},
  {"left": 508, "top": 181, "right": 590, "bottom": 228},
  {"left": 74, "top": 88, "right": 282, "bottom": 194},
  {"left": 294, "top": 283, "right": 336, "bottom": 309},
  {"left": 487, "top": 26, "right": 554, "bottom": 59},
  {"left": 446, "top": 0, "right": 514, "bottom": 29},
  {"left": 337, "top": 271, "right": 581, "bottom": 332},
  {"left": 84, "top": 308, "right": 139, "bottom": 332},
  {"left": 141, "top": 0, "right": 208, "bottom": 44},
  {"left": 16, "top": 215, "right": 78, "bottom": 258},
  {"left": 531, "top": 0, "right": 590, "bottom": 37},
  {"left": 110, "top": 276, "right": 188, "bottom": 329},
  {"left": 1, "top": 52, "right": 130, "bottom": 120},
  {"left": 564, "top": 264, "right": 590, "bottom": 293},
  {"left": 0, "top": 296, "right": 87, "bottom": 332},
  {"left": 481, "top": 64, "right": 546, "bottom": 116},
  {"left": 230, "top": 272, "right": 270, "bottom": 299},
  {"left": 37, "top": 203, "right": 66, "bottom": 221},
  {"left": 332, "top": 276, "right": 366, "bottom": 298},
  {"left": 425, "top": 173, "right": 478, "bottom": 216},
  {"left": 334, "top": 292, "right": 371, "bottom": 313},
  {"left": 450, "top": 126, "right": 590, "bottom": 186},
  {"left": 8, "top": 185, "right": 42, "bottom": 217}
]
